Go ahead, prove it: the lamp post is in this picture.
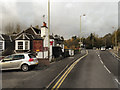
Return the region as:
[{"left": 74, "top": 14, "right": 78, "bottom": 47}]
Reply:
[
  {"left": 48, "top": 0, "right": 50, "bottom": 61},
  {"left": 80, "top": 14, "right": 86, "bottom": 49}
]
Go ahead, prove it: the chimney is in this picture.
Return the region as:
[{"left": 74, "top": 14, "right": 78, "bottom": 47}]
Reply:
[{"left": 43, "top": 22, "right": 46, "bottom": 27}]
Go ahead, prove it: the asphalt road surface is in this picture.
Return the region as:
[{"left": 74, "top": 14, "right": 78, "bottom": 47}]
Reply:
[
  {"left": 57, "top": 50, "right": 118, "bottom": 88},
  {"left": 2, "top": 50, "right": 119, "bottom": 89}
]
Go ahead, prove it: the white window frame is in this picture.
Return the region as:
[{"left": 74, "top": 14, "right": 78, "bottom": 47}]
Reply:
[
  {"left": 0, "top": 41, "right": 4, "bottom": 50},
  {"left": 15, "top": 40, "right": 30, "bottom": 50}
]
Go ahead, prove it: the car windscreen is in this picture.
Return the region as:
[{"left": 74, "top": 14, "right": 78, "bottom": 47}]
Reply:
[{"left": 28, "top": 54, "right": 36, "bottom": 58}]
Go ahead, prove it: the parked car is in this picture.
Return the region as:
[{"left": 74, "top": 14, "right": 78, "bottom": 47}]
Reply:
[
  {"left": 101, "top": 47, "right": 106, "bottom": 51},
  {"left": 0, "top": 53, "right": 38, "bottom": 72}
]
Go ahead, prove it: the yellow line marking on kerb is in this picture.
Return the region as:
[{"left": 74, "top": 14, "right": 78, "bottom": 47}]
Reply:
[{"left": 52, "top": 50, "right": 88, "bottom": 89}]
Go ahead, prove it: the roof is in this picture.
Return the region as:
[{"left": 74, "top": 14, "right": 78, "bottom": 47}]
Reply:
[
  {"left": 15, "top": 30, "right": 42, "bottom": 40},
  {"left": 32, "top": 27, "right": 41, "bottom": 34},
  {"left": 16, "top": 32, "right": 30, "bottom": 40},
  {"left": 34, "top": 35, "right": 43, "bottom": 40},
  {"left": 49, "top": 35, "right": 54, "bottom": 39},
  {"left": 24, "top": 27, "right": 41, "bottom": 35},
  {"left": 0, "top": 34, "right": 11, "bottom": 41},
  {"left": 10, "top": 36, "right": 17, "bottom": 41}
]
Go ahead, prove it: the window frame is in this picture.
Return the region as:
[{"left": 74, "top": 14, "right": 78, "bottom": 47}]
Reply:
[
  {"left": 0, "top": 41, "right": 4, "bottom": 50},
  {"left": 18, "top": 42, "right": 23, "bottom": 50},
  {"left": 15, "top": 40, "right": 30, "bottom": 50}
]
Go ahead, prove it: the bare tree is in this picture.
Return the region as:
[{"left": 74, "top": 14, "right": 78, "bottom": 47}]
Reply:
[{"left": 4, "top": 23, "right": 14, "bottom": 35}]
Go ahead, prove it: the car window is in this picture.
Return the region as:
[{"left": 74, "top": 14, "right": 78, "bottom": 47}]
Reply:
[
  {"left": 3, "top": 55, "right": 13, "bottom": 61},
  {"left": 13, "top": 55, "right": 25, "bottom": 60},
  {"left": 28, "top": 54, "right": 36, "bottom": 58}
]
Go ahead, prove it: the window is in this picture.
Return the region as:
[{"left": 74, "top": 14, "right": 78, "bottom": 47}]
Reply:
[
  {"left": 3, "top": 55, "right": 13, "bottom": 61},
  {"left": 16, "top": 40, "right": 30, "bottom": 50},
  {"left": 28, "top": 54, "right": 36, "bottom": 58},
  {"left": 18, "top": 42, "right": 23, "bottom": 50},
  {"left": 0, "top": 41, "right": 3, "bottom": 50},
  {"left": 13, "top": 55, "right": 25, "bottom": 60},
  {"left": 25, "top": 41, "right": 28, "bottom": 50}
]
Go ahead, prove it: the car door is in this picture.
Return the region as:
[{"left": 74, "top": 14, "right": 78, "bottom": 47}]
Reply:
[
  {"left": 11, "top": 55, "right": 25, "bottom": 68},
  {"left": 1, "top": 55, "right": 13, "bottom": 69}
]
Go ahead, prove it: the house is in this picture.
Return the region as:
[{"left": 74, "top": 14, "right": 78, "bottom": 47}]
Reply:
[
  {"left": 0, "top": 34, "right": 14, "bottom": 56},
  {"left": 15, "top": 31, "right": 34, "bottom": 53},
  {"left": 1, "top": 22, "right": 65, "bottom": 62},
  {"left": 14, "top": 26, "right": 43, "bottom": 54}
]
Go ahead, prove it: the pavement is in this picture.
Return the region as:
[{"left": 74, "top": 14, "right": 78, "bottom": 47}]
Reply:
[{"left": 2, "top": 49, "right": 120, "bottom": 89}]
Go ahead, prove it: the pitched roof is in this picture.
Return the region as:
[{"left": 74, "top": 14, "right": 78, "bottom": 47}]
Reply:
[
  {"left": 0, "top": 34, "right": 11, "bottom": 41},
  {"left": 32, "top": 27, "right": 41, "bottom": 34},
  {"left": 16, "top": 33, "right": 30, "bottom": 40},
  {"left": 34, "top": 35, "right": 43, "bottom": 40},
  {"left": 49, "top": 35, "right": 54, "bottom": 39}
]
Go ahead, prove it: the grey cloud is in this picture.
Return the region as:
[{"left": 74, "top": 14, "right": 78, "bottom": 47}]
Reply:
[{"left": 0, "top": 1, "right": 118, "bottom": 39}]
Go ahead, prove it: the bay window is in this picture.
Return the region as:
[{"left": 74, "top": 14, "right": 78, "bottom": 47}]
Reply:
[
  {"left": 16, "top": 40, "right": 30, "bottom": 50},
  {"left": 0, "top": 41, "right": 4, "bottom": 50}
]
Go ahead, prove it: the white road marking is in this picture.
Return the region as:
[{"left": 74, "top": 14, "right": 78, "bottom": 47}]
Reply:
[
  {"left": 115, "top": 78, "right": 120, "bottom": 85},
  {"left": 96, "top": 51, "right": 111, "bottom": 74},
  {"left": 100, "top": 60, "right": 104, "bottom": 64},
  {"left": 104, "top": 65, "right": 111, "bottom": 74}
]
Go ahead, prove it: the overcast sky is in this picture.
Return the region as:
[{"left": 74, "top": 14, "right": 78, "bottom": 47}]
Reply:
[{"left": 0, "top": 0, "right": 119, "bottom": 39}]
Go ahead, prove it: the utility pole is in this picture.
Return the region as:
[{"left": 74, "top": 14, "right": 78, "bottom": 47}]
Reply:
[{"left": 48, "top": 0, "right": 50, "bottom": 61}]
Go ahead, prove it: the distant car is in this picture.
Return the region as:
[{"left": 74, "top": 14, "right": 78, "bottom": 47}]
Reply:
[
  {"left": 101, "top": 47, "right": 106, "bottom": 51},
  {"left": 0, "top": 53, "right": 38, "bottom": 72},
  {"left": 108, "top": 48, "right": 112, "bottom": 50}
]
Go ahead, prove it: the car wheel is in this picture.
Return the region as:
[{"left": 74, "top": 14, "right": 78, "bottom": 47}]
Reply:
[{"left": 21, "top": 64, "right": 29, "bottom": 72}]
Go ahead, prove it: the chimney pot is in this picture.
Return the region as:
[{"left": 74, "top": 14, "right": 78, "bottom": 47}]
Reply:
[{"left": 43, "top": 22, "right": 46, "bottom": 27}]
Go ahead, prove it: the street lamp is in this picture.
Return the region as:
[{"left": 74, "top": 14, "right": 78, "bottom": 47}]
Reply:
[{"left": 80, "top": 14, "right": 86, "bottom": 49}]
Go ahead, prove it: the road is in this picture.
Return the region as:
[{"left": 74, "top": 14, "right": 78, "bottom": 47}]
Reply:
[{"left": 2, "top": 50, "right": 119, "bottom": 89}]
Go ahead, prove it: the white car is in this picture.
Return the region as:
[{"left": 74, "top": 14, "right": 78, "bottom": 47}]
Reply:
[
  {"left": 0, "top": 53, "right": 38, "bottom": 71},
  {"left": 101, "top": 47, "right": 106, "bottom": 51}
]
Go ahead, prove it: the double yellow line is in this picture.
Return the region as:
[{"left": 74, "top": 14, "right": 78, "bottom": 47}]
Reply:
[{"left": 52, "top": 50, "right": 88, "bottom": 89}]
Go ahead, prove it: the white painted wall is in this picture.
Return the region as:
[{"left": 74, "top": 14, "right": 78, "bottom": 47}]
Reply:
[
  {"left": 44, "top": 51, "right": 48, "bottom": 58},
  {"left": 37, "top": 52, "right": 43, "bottom": 58},
  {"left": 41, "top": 27, "right": 48, "bottom": 37}
]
